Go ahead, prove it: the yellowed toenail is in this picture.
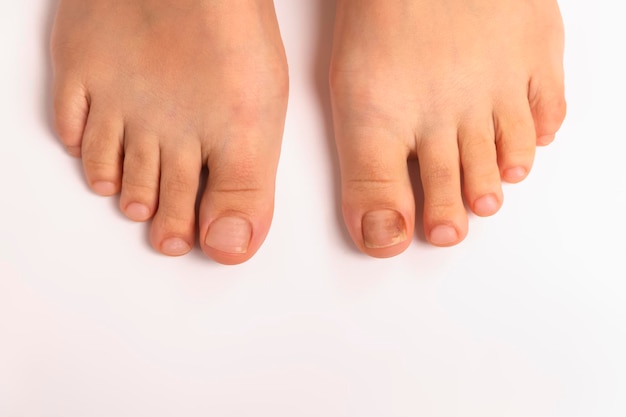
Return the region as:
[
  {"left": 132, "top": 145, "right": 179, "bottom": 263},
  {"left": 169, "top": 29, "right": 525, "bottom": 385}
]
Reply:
[
  {"left": 430, "top": 225, "right": 458, "bottom": 247},
  {"left": 474, "top": 194, "right": 500, "bottom": 216},
  {"left": 362, "top": 209, "right": 407, "bottom": 249},
  {"left": 92, "top": 181, "right": 117, "bottom": 196},
  {"left": 126, "top": 203, "right": 150, "bottom": 221},
  {"left": 162, "top": 238, "right": 191, "bottom": 256},
  {"left": 504, "top": 167, "right": 528, "bottom": 183},
  {"left": 205, "top": 216, "right": 252, "bottom": 254}
]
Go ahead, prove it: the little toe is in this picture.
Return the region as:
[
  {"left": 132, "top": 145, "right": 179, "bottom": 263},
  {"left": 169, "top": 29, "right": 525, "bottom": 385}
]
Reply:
[
  {"left": 458, "top": 122, "right": 503, "bottom": 217},
  {"left": 494, "top": 98, "right": 537, "bottom": 184},
  {"left": 52, "top": 75, "right": 89, "bottom": 158},
  {"left": 150, "top": 142, "right": 202, "bottom": 257},
  {"left": 119, "top": 131, "right": 160, "bottom": 222},
  {"left": 418, "top": 132, "right": 468, "bottom": 247},
  {"left": 80, "top": 108, "right": 124, "bottom": 196},
  {"left": 529, "top": 75, "right": 567, "bottom": 147},
  {"left": 199, "top": 137, "right": 281, "bottom": 265},
  {"left": 334, "top": 126, "right": 414, "bottom": 258}
]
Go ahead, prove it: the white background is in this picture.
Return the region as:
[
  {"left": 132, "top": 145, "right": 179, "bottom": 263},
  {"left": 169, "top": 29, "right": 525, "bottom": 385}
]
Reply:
[{"left": 1, "top": 1, "right": 625, "bottom": 416}]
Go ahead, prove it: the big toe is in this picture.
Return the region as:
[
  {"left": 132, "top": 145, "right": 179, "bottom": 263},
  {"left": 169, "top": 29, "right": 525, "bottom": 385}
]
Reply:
[
  {"left": 335, "top": 125, "right": 414, "bottom": 258},
  {"left": 52, "top": 75, "right": 89, "bottom": 158},
  {"left": 200, "top": 134, "right": 283, "bottom": 265},
  {"left": 530, "top": 74, "right": 567, "bottom": 146}
]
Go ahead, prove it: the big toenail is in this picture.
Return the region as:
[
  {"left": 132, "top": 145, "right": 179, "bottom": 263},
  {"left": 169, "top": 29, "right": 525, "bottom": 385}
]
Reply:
[
  {"left": 474, "top": 194, "right": 500, "bottom": 216},
  {"left": 205, "top": 216, "right": 252, "bottom": 254},
  {"left": 503, "top": 167, "right": 528, "bottom": 183},
  {"left": 430, "top": 225, "right": 458, "bottom": 246},
  {"left": 126, "top": 203, "right": 151, "bottom": 221},
  {"left": 161, "top": 238, "right": 191, "bottom": 256},
  {"left": 92, "top": 181, "right": 117, "bottom": 196},
  {"left": 362, "top": 209, "right": 407, "bottom": 249}
]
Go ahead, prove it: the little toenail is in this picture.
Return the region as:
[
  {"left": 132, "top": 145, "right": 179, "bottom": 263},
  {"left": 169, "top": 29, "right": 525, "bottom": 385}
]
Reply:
[
  {"left": 92, "top": 181, "right": 117, "bottom": 196},
  {"left": 430, "top": 225, "right": 459, "bottom": 247},
  {"left": 161, "top": 238, "right": 191, "bottom": 256},
  {"left": 362, "top": 209, "right": 407, "bottom": 249},
  {"left": 205, "top": 216, "right": 252, "bottom": 254},
  {"left": 537, "top": 134, "right": 555, "bottom": 146},
  {"left": 504, "top": 167, "right": 528, "bottom": 183},
  {"left": 126, "top": 203, "right": 151, "bottom": 221},
  {"left": 474, "top": 194, "right": 500, "bottom": 216},
  {"left": 66, "top": 145, "right": 81, "bottom": 157}
]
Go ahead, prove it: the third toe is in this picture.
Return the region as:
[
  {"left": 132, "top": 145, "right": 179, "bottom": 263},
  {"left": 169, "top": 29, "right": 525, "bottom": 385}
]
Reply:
[{"left": 119, "top": 133, "right": 161, "bottom": 222}]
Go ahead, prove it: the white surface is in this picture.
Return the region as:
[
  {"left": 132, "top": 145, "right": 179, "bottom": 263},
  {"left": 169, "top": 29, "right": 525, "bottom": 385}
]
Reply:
[{"left": 1, "top": 1, "right": 625, "bottom": 416}]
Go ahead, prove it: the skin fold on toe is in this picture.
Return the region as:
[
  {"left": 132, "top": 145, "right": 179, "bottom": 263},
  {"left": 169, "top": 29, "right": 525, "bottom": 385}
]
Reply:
[
  {"left": 330, "top": 0, "right": 566, "bottom": 257},
  {"left": 51, "top": 0, "right": 288, "bottom": 264}
]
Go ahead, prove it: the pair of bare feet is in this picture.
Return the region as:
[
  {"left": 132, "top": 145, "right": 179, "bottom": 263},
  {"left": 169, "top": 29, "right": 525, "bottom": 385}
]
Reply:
[{"left": 51, "top": 0, "right": 566, "bottom": 264}]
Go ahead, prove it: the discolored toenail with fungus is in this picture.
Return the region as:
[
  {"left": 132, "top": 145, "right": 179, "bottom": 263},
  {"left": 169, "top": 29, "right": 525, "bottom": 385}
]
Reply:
[{"left": 362, "top": 209, "right": 407, "bottom": 249}]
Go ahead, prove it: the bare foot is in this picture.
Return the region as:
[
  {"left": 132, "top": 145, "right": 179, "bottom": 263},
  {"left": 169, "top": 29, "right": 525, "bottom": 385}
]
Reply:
[
  {"left": 330, "top": 0, "right": 566, "bottom": 257},
  {"left": 51, "top": 0, "right": 288, "bottom": 264}
]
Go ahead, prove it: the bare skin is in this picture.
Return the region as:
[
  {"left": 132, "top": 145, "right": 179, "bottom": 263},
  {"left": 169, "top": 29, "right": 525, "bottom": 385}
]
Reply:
[
  {"left": 330, "top": 0, "right": 566, "bottom": 257},
  {"left": 51, "top": 0, "right": 288, "bottom": 264}
]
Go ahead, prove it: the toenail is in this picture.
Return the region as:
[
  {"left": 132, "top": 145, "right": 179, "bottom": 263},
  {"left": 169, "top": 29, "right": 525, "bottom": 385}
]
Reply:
[
  {"left": 205, "top": 216, "right": 252, "bottom": 254},
  {"left": 126, "top": 202, "right": 151, "bottom": 221},
  {"left": 66, "top": 145, "right": 81, "bottom": 157},
  {"left": 503, "top": 167, "right": 528, "bottom": 183},
  {"left": 473, "top": 194, "right": 500, "bottom": 217},
  {"left": 161, "top": 238, "right": 191, "bottom": 256},
  {"left": 362, "top": 209, "right": 407, "bottom": 249},
  {"left": 429, "top": 225, "right": 459, "bottom": 246},
  {"left": 537, "top": 134, "right": 555, "bottom": 146},
  {"left": 92, "top": 181, "right": 117, "bottom": 196}
]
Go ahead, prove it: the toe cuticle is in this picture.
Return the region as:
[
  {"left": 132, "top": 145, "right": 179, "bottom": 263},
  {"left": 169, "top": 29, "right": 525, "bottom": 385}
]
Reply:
[
  {"left": 362, "top": 209, "right": 407, "bottom": 249},
  {"left": 205, "top": 216, "right": 252, "bottom": 255}
]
